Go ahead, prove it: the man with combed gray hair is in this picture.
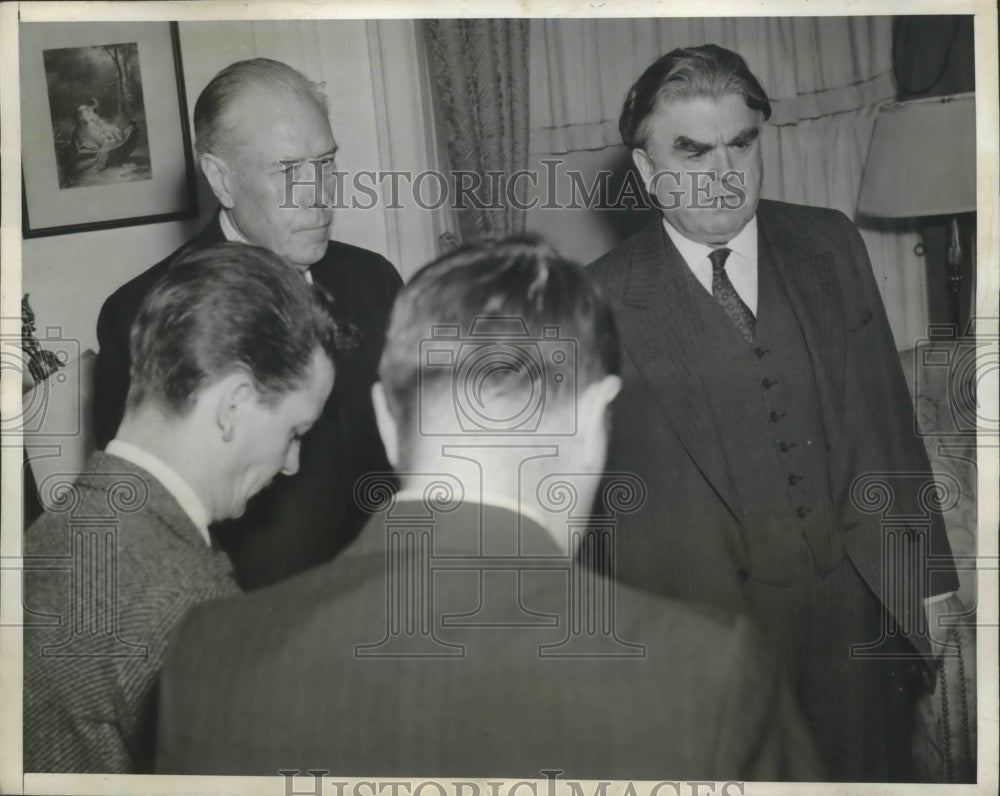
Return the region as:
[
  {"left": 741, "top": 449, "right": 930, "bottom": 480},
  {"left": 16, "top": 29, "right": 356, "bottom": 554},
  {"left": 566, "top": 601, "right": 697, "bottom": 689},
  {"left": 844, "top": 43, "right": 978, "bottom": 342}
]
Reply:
[
  {"left": 25, "top": 243, "right": 336, "bottom": 773},
  {"left": 94, "top": 58, "right": 401, "bottom": 589}
]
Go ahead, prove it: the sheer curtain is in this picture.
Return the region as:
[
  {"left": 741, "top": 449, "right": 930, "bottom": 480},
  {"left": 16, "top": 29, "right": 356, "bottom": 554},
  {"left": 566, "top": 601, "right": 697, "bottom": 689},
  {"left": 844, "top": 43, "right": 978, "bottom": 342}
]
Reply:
[{"left": 529, "top": 17, "right": 927, "bottom": 347}]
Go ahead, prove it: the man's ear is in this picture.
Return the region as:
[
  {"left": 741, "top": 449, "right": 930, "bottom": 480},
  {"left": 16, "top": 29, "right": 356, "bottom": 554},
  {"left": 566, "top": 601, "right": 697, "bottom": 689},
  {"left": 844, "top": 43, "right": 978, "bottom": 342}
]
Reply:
[
  {"left": 581, "top": 374, "right": 622, "bottom": 424},
  {"left": 200, "top": 152, "right": 236, "bottom": 209},
  {"left": 215, "top": 370, "right": 257, "bottom": 443},
  {"left": 371, "top": 382, "right": 399, "bottom": 468},
  {"left": 576, "top": 374, "right": 623, "bottom": 471},
  {"left": 631, "top": 147, "right": 656, "bottom": 194}
]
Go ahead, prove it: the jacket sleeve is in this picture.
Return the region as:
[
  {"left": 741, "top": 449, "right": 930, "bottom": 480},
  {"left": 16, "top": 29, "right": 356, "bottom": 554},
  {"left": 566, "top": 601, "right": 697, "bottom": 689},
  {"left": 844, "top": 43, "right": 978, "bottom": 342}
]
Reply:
[{"left": 836, "top": 211, "right": 958, "bottom": 598}]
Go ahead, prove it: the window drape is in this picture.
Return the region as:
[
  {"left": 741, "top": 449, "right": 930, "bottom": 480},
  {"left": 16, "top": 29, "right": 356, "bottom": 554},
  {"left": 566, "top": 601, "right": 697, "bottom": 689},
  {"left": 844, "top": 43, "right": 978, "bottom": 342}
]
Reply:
[{"left": 424, "top": 19, "right": 530, "bottom": 243}]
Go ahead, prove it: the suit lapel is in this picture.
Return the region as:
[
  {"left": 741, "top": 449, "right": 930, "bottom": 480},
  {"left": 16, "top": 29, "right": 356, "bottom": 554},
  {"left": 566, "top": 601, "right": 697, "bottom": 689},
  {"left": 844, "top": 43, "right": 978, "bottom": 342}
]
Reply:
[
  {"left": 617, "top": 221, "right": 742, "bottom": 524},
  {"left": 757, "top": 202, "right": 846, "bottom": 438}
]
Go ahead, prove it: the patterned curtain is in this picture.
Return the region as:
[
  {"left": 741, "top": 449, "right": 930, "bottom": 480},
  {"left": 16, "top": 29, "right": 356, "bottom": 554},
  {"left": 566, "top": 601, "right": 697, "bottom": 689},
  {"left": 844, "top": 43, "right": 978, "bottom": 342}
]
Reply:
[{"left": 424, "top": 19, "right": 529, "bottom": 244}]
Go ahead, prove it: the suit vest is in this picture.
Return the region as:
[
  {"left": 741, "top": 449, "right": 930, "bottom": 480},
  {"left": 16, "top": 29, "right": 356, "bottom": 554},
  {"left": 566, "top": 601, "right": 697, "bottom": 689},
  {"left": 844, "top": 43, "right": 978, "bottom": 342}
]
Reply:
[{"left": 675, "top": 235, "right": 846, "bottom": 586}]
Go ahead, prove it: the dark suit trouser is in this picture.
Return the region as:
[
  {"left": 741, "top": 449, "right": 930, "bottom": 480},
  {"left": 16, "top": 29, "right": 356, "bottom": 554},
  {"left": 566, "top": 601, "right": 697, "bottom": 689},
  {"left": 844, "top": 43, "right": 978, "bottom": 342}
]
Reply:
[{"left": 746, "top": 554, "right": 919, "bottom": 782}]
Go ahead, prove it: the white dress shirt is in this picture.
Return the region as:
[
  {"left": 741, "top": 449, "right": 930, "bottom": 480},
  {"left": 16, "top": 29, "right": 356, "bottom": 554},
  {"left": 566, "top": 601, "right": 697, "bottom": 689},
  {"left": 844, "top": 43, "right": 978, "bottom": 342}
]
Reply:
[
  {"left": 105, "top": 439, "right": 212, "bottom": 546},
  {"left": 663, "top": 216, "right": 758, "bottom": 315},
  {"left": 219, "top": 208, "right": 313, "bottom": 285}
]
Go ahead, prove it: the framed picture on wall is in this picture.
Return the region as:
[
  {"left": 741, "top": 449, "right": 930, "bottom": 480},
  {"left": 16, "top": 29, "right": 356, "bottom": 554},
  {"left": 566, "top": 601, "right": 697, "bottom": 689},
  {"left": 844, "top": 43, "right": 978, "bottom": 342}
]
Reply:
[{"left": 20, "top": 21, "right": 198, "bottom": 238}]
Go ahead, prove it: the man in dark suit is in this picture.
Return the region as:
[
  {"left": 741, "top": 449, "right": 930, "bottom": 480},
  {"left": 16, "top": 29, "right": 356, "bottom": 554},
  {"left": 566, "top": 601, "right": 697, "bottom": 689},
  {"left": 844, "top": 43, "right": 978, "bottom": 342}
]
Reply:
[
  {"left": 155, "top": 240, "right": 823, "bottom": 780},
  {"left": 94, "top": 58, "right": 401, "bottom": 589},
  {"left": 24, "top": 243, "right": 336, "bottom": 772},
  {"left": 586, "top": 44, "right": 962, "bottom": 780}
]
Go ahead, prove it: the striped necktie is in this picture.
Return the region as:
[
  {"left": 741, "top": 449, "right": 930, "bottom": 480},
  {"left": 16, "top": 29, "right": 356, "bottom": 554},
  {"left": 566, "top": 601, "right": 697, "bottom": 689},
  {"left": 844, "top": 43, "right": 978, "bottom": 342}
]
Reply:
[{"left": 709, "top": 247, "right": 755, "bottom": 343}]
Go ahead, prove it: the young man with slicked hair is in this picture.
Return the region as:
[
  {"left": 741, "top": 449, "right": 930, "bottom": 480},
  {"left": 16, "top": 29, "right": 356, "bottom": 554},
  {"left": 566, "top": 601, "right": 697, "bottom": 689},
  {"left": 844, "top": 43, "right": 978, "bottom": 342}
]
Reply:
[{"left": 25, "top": 243, "right": 336, "bottom": 773}]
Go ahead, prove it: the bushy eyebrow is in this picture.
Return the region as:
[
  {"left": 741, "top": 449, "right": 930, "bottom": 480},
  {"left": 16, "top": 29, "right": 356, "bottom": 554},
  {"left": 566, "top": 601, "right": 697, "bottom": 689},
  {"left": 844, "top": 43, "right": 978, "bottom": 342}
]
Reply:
[
  {"left": 728, "top": 127, "right": 760, "bottom": 147},
  {"left": 672, "top": 126, "right": 760, "bottom": 154},
  {"left": 673, "top": 136, "right": 713, "bottom": 155}
]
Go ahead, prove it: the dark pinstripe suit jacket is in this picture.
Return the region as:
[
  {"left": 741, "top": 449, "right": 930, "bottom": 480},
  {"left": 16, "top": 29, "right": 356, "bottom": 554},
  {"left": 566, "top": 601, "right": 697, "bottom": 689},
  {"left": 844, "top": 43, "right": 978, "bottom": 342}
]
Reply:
[
  {"left": 156, "top": 501, "right": 823, "bottom": 780},
  {"left": 23, "top": 453, "right": 238, "bottom": 773},
  {"left": 587, "top": 200, "right": 958, "bottom": 659}
]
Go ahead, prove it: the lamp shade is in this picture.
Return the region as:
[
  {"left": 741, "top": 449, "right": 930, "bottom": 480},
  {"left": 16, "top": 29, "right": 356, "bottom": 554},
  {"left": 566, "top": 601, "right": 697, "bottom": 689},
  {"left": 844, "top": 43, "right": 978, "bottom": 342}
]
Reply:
[{"left": 857, "top": 92, "right": 976, "bottom": 217}]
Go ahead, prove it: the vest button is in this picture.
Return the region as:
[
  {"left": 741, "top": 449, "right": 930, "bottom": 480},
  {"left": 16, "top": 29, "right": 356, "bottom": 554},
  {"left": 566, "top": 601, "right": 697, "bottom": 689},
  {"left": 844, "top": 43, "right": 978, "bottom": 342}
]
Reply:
[
  {"left": 788, "top": 474, "right": 801, "bottom": 485},
  {"left": 769, "top": 409, "right": 786, "bottom": 423},
  {"left": 796, "top": 505, "right": 812, "bottom": 518},
  {"left": 754, "top": 347, "right": 769, "bottom": 359},
  {"left": 761, "top": 377, "right": 779, "bottom": 389},
  {"left": 779, "top": 440, "right": 796, "bottom": 452},
  {"left": 736, "top": 568, "right": 749, "bottom": 583}
]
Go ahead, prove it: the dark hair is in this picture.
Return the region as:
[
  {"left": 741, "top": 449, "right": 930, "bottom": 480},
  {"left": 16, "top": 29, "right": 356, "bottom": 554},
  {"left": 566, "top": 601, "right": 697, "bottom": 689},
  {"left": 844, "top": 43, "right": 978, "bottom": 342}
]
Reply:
[
  {"left": 379, "top": 238, "right": 620, "bottom": 433},
  {"left": 193, "top": 58, "right": 327, "bottom": 160},
  {"left": 619, "top": 43, "right": 771, "bottom": 150},
  {"left": 127, "top": 242, "right": 337, "bottom": 415}
]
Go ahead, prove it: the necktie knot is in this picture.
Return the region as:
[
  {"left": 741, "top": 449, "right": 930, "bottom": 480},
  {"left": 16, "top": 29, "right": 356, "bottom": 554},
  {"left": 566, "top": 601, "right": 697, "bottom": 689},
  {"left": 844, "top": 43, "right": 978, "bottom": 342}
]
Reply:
[{"left": 708, "top": 247, "right": 732, "bottom": 273}]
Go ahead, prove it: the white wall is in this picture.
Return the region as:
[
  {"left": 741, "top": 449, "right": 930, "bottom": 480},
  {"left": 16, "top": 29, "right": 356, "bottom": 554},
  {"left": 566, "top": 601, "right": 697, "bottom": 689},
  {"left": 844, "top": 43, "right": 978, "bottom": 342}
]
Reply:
[{"left": 21, "top": 20, "right": 441, "bottom": 354}]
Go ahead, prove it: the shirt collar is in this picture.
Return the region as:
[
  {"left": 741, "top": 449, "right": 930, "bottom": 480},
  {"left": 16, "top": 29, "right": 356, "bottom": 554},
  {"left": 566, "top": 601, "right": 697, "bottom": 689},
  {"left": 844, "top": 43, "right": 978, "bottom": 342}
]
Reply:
[
  {"left": 392, "top": 489, "right": 553, "bottom": 535},
  {"left": 662, "top": 214, "right": 758, "bottom": 267},
  {"left": 218, "top": 208, "right": 313, "bottom": 284},
  {"left": 105, "top": 439, "right": 212, "bottom": 546},
  {"left": 218, "top": 207, "right": 250, "bottom": 245}
]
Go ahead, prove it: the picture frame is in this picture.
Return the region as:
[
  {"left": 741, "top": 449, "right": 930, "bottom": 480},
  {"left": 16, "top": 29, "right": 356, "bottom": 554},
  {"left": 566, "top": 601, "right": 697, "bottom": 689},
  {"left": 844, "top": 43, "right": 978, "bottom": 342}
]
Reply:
[{"left": 20, "top": 21, "right": 198, "bottom": 238}]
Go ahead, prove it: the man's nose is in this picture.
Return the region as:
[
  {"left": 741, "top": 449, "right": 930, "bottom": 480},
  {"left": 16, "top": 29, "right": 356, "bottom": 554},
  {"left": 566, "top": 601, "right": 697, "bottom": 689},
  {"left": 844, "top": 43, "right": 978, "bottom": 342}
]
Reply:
[
  {"left": 709, "top": 146, "right": 735, "bottom": 176},
  {"left": 281, "top": 441, "right": 301, "bottom": 476}
]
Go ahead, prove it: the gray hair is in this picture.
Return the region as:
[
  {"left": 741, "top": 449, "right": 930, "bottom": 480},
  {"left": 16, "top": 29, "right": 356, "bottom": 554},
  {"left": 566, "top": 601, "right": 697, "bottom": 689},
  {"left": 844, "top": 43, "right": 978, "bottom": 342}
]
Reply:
[{"left": 193, "top": 58, "right": 328, "bottom": 160}]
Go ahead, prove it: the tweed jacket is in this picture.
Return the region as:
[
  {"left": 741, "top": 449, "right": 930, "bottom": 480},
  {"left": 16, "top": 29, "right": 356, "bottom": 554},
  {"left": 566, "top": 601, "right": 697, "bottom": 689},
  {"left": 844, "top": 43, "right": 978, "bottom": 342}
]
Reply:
[{"left": 23, "top": 452, "right": 239, "bottom": 773}]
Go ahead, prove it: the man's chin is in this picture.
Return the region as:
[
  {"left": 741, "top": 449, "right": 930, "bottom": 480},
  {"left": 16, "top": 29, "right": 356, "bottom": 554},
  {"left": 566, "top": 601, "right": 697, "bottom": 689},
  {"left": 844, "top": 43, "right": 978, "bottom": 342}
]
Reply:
[
  {"left": 677, "top": 214, "right": 753, "bottom": 245},
  {"left": 287, "top": 239, "right": 329, "bottom": 268}
]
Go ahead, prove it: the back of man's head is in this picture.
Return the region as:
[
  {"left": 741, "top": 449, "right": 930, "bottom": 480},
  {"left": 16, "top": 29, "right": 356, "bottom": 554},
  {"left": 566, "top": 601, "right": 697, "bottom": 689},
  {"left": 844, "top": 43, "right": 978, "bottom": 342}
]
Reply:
[
  {"left": 619, "top": 43, "right": 771, "bottom": 150},
  {"left": 378, "top": 239, "right": 620, "bottom": 463},
  {"left": 127, "top": 242, "right": 337, "bottom": 417},
  {"left": 193, "top": 58, "right": 327, "bottom": 161}
]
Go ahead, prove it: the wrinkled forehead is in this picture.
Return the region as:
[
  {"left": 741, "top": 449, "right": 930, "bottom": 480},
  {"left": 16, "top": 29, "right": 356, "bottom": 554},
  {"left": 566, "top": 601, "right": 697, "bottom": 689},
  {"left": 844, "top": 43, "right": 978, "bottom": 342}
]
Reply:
[
  {"left": 222, "top": 85, "right": 334, "bottom": 158},
  {"left": 645, "top": 92, "right": 763, "bottom": 143}
]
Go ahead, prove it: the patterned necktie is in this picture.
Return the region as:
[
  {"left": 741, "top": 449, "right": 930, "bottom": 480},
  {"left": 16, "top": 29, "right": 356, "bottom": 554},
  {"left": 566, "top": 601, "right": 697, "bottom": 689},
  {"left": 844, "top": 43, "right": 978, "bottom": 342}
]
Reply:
[{"left": 709, "top": 247, "right": 755, "bottom": 343}]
